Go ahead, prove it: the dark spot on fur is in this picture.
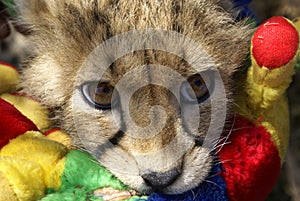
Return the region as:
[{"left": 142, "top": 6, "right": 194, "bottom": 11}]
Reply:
[
  {"left": 65, "top": 3, "right": 81, "bottom": 18},
  {"left": 109, "top": 130, "right": 125, "bottom": 145},
  {"left": 0, "top": 40, "right": 8, "bottom": 51},
  {"left": 109, "top": 0, "right": 120, "bottom": 7},
  {"left": 91, "top": 10, "right": 112, "bottom": 38},
  {"left": 172, "top": 23, "right": 182, "bottom": 32},
  {"left": 171, "top": 0, "right": 183, "bottom": 32},
  {"left": 93, "top": 0, "right": 99, "bottom": 9}
]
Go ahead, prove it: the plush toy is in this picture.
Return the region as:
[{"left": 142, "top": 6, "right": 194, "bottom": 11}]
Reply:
[
  {"left": 232, "top": 0, "right": 256, "bottom": 20},
  {"left": 0, "top": 11, "right": 299, "bottom": 201},
  {"left": 0, "top": 63, "right": 142, "bottom": 201}
]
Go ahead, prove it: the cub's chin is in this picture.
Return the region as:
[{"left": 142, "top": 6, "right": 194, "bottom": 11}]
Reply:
[{"left": 98, "top": 144, "right": 212, "bottom": 195}]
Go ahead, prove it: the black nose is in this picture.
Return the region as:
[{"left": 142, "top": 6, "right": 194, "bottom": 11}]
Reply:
[{"left": 142, "top": 168, "right": 181, "bottom": 188}]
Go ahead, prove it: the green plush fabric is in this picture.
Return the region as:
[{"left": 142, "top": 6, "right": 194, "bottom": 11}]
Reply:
[
  {"left": 1, "top": 0, "right": 15, "bottom": 16},
  {"left": 61, "top": 150, "right": 128, "bottom": 191},
  {"left": 41, "top": 150, "right": 144, "bottom": 201}
]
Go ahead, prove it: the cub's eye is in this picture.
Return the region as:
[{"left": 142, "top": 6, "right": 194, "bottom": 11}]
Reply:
[
  {"left": 81, "top": 82, "right": 118, "bottom": 110},
  {"left": 181, "top": 72, "right": 214, "bottom": 103}
]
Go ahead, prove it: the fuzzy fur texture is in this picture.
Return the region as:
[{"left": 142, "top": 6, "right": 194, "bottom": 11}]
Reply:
[{"left": 16, "top": 0, "right": 252, "bottom": 195}]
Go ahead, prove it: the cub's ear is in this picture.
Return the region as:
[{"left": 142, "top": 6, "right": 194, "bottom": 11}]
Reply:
[{"left": 14, "top": 0, "right": 52, "bottom": 26}]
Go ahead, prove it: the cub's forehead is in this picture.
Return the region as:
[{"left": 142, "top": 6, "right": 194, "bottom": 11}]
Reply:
[
  {"left": 20, "top": 0, "right": 250, "bottom": 85},
  {"left": 76, "top": 48, "right": 216, "bottom": 89},
  {"left": 55, "top": 0, "right": 249, "bottom": 88}
]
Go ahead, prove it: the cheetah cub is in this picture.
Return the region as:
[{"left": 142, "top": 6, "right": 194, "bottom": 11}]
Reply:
[{"left": 16, "top": 0, "right": 251, "bottom": 194}]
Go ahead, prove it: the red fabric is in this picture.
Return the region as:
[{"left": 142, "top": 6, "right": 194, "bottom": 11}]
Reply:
[
  {"left": 0, "top": 98, "right": 38, "bottom": 148},
  {"left": 218, "top": 116, "right": 281, "bottom": 201},
  {"left": 252, "top": 16, "right": 299, "bottom": 69},
  {"left": 0, "top": 61, "right": 17, "bottom": 70},
  {"left": 44, "top": 128, "right": 60, "bottom": 136}
]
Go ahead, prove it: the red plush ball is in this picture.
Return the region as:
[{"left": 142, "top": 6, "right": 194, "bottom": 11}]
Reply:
[
  {"left": 252, "top": 16, "right": 299, "bottom": 69},
  {"left": 218, "top": 116, "right": 281, "bottom": 201},
  {"left": 0, "top": 98, "right": 38, "bottom": 148}
]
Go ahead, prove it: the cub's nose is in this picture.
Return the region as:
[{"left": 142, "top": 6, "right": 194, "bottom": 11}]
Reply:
[{"left": 142, "top": 168, "right": 181, "bottom": 188}]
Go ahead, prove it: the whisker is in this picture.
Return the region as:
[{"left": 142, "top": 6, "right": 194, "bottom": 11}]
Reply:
[
  {"left": 203, "top": 179, "right": 222, "bottom": 189},
  {"left": 212, "top": 159, "right": 233, "bottom": 166},
  {"left": 210, "top": 141, "right": 231, "bottom": 154},
  {"left": 190, "top": 189, "right": 197, "bottom": 200}
]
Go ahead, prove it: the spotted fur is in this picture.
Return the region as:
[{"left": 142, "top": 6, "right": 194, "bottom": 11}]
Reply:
[{"left": 16, "top": 0, "right": 252, "bottom": 194}]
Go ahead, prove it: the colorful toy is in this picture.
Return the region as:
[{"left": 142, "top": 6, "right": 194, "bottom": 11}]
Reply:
[
  {"left": 0, "top": 9, "right": 299, "bottom": 201},
  {"left": 0, "top": 63, "right": 141, "bottom": 201}
]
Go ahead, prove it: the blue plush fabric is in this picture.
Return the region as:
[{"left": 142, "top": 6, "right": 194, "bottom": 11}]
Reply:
[
  {"left": 143, "top": 164, "right": 229, "bottom": 201},
  {"left": 232, "top": 0, "right": 252, "bottom": 7},
  {"left": 231, "top": 0, "right": 256, "bottom": 20}
]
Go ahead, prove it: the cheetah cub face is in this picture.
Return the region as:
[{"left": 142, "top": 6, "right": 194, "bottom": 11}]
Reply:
[{"left": 17, "top": 0, "right": 251, "bottom": 194}]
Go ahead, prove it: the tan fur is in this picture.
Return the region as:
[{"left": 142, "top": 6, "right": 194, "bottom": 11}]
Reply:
[{"left": 16, "top": 0, "right": 252, "bottom": 194}]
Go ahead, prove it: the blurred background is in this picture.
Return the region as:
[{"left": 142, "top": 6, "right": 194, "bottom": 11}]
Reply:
[{"left": 0, "top": 0, "right": 300, "bottom": 200}]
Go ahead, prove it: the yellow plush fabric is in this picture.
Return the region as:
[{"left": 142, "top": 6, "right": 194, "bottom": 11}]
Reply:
[
  {"left": 247, "top": 53, "right": 297, "bottom": 109},
  {"left": 0, "top": 132, "right": 68, "bottom": 190},
  {"left": 0, "top": 94, "right": 51, "bottom": 132},
  {"left": 235, "top": 28, "right": 299, "bottom": 160},
  {"left": 46, "top": 129, "right": 72, "bottom": 149},
  {"left": 0, "top": 157, "right": 45, "bottom": 201},
  {"left": 0, "top": 63, "right": 19, "bottom": 94},
  {"left": 0, "top": 173, "right": 19, "bottom": 201},
  {"left": 294, "top": 17, "right": 300, "bottom": 35}
]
